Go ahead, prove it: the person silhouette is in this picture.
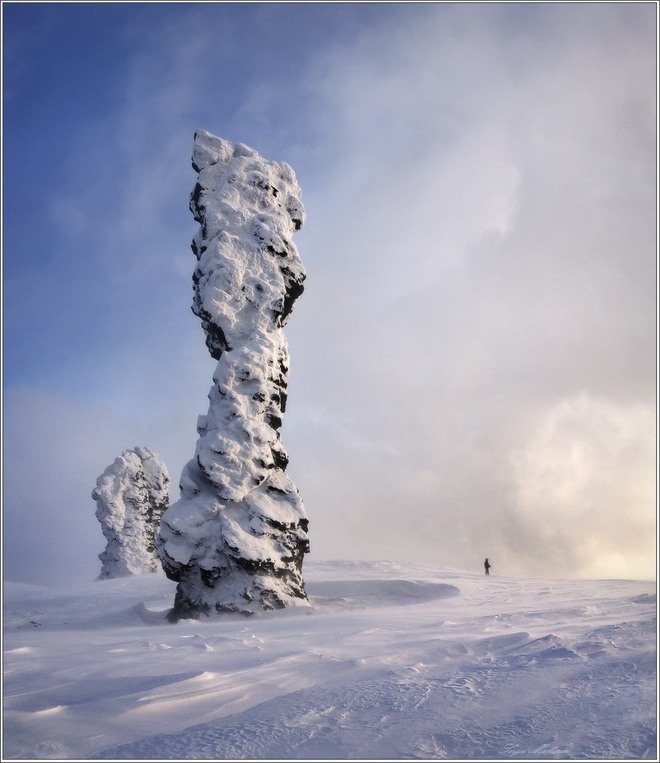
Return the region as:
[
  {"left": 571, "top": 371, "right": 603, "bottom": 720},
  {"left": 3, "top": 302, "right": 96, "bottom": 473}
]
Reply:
[{"left": 484, "top": 558, "right": 491, "bottom": 576}]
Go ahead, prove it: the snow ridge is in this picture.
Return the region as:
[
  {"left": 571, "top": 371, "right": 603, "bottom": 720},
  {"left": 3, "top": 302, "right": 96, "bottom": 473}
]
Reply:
[
  {"left": 93, "top": 447, "right": 170, "bottom": 579},
  {"left": 157, "top": 131, "right": 309, "bottom": 619}
]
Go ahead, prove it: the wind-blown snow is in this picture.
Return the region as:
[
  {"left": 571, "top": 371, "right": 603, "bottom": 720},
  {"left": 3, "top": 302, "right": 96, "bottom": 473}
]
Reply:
[
  {"left": 156, "top": 131, "right": 309, "bottom": 618},
  {"left": 3, "top": 562, "right": 656, "bottom": 760},
  {"left": 93, "top": 447, "right": 170, "bottom": 579}
]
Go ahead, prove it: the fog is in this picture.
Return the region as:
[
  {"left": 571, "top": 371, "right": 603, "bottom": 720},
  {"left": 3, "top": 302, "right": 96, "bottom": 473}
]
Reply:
[{"left": 4, "top": 3, "right": 655, "bottom": 584}]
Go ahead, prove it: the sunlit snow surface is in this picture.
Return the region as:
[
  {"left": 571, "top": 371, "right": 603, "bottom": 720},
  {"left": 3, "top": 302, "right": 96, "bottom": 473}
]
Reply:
[{"left": 3, "top": 561, "right": 656, "bottom": 760}]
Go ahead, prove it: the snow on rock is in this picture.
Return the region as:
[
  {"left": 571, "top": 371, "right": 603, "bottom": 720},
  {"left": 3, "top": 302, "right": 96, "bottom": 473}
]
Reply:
[
  {"left": 156, "top": 131, "right": 309, "bottom": 619},
  {"left": 93, "top": 447, "right": 170, "bottom": 579}
]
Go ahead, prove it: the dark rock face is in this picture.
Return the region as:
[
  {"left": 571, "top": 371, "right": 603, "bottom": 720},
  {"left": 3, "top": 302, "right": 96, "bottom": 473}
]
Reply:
[
  {"left": 156, "top": 131, "right": 310, "bottom": 618},
  {"left": 93, "top": 447, "right": 170, "bottom": 579}
]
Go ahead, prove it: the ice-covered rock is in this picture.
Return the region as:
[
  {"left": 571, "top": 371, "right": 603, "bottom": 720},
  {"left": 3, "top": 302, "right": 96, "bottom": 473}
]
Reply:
[
  {"left": 156, "top": 131, "right": 309, "bottom": 619},
  {"left": 93, "top": 447, "right": 170, "bottom": 579}
]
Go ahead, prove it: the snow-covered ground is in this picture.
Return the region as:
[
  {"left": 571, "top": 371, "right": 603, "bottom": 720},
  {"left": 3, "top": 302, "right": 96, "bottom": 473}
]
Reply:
[{"left": 3, "top": 561, "right": 656, "bottom": 760}]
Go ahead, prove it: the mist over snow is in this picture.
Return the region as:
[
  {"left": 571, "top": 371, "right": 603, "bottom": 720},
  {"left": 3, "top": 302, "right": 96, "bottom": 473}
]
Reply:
[
  {"left": 3, "top": 3, "right": 656, "bottom": 585},
  {"left": 3, "top": 563, "right": 656, "bottom": 759}
]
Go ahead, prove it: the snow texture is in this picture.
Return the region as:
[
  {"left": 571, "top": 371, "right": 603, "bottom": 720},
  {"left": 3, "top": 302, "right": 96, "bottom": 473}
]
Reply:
[
  {"left": 2, "top": 562, "right": 656, "bottom": 760},
  {"left": 93, "top": 447, "right": 170, "bottom": 579},
  {"left": 156, "top": 131, "right": 309, "bottom": 618}
]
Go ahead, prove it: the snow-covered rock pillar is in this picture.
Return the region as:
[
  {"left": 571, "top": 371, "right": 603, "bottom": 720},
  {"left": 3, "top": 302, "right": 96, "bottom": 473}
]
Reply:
[
  {"left": 93, "top": 447, "right": 170, "bottom": 579},
  {"left": 156, "top": 131, "right": 309, "bottom": 619}
]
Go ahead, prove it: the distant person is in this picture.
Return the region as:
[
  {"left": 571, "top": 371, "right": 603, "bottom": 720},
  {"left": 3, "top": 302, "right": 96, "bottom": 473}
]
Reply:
[{"left": 484, "top": 558, "right": 491, "bottom": 576}]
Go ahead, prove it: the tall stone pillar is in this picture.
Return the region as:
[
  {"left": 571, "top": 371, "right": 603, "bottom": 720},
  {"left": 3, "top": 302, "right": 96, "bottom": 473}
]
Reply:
[{"left": 157, "top": 131, "right": 309, "bottom": 618}]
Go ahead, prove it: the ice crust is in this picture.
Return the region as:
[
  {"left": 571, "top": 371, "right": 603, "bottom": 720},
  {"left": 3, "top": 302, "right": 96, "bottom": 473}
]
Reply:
[
  {"left": 157, "top": 131, "right": 309, "bottom": 618},
  {"left": 93, "top": 447, "right": 170, "bottom": 579}
]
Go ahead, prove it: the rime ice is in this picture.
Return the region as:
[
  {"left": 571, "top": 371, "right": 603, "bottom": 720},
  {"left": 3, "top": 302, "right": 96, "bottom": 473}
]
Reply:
[
  {"left": 156, "top": 131, "right": 309, "bottom": 618},
  {"left": 93, "top": 447, "right": 170, "bottom": 579}
]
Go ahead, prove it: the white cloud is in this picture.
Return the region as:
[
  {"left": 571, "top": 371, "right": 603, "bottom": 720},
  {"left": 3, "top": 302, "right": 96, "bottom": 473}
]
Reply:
[
  {"left": 511, "top": 394, "right": 655, "bottom": 579},
  {"left": 283, "top": 4, "right": 656, "bottom": 578},
  {"left": 4, "top": 4, "right": 655, "bottom": 582}
]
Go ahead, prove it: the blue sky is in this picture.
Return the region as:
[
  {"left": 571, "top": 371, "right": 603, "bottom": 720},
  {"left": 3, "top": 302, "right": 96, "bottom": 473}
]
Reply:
[
  {"left": 3, "top": 2, "right": 657, "bottom": 584},
  {"left": 4, "top": 3, "right": 388, "bottom": 388}
]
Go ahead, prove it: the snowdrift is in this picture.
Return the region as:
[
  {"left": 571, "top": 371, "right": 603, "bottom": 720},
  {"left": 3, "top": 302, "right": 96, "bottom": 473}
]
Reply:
[{"left": 3, "top": 561, "right": 656, "bottom": 760}]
